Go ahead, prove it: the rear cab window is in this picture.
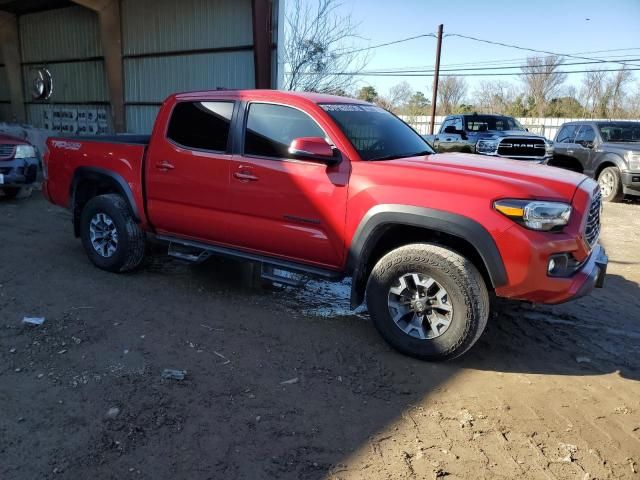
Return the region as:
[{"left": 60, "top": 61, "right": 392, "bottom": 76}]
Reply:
[
  {"left": 244, "top": 103, "right": 326, "bottom": 159},
  {"left": 167, "top": 101, "right": 234, "bottom": 152}
]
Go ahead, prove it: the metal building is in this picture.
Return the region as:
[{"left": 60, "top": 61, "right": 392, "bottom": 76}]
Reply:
[{"left": 0, "top": 0, "right": 282, "bottom": 133}]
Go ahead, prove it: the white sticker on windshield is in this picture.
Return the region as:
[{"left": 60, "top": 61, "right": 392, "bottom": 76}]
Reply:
[{"left": 320, "top": 104, "right": 386, "bottom": 113}]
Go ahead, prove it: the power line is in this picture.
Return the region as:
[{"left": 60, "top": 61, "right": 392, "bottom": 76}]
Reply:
[
  {"left": 356, "top": 58, "right": 640, "bottom": 75},
  {"left": 445, "top": 33, "right": 640, "bottom": 68},
  {"left": 338, "top": 33, "right": 436, "bottom": 55},
  {"left": 295, "top": 67, "right": 640, "bottom": 78}
]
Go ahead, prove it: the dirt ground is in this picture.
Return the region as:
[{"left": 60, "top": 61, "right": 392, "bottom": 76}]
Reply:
[{"left": 1, "top": 192, "right": 639, "bottom": 480}]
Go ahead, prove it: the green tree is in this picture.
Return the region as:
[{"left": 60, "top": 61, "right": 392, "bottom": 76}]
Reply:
[
  {"left": 357, "top": 86, "right": 378, "bottom": 103},
  {"left": 404, "top": 91, "right": 430, "bottom": 116},
  {"left": 546, "top": 96, "right": 585, "bottom": 117}
]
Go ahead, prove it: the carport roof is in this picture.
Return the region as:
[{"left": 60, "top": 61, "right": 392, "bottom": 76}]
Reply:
[{"left": 0, "top": 0, "right": 71, "bottom": 15}]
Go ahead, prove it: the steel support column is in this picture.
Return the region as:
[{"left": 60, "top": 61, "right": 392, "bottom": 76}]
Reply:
[
  {"left": 251, "top": 0, "right": 273, "bottom": 89},
  {"left": 73, "top": 0, "right": 125, "bottom": 132},
  {"left": 0, "top": 11, "right": 26, "bottom": 122}
]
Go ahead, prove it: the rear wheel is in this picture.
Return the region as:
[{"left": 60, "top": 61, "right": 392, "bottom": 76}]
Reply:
[
  {"left": 366, "top": 243, "right": 489, "bottom": 361},
  {"left": 598, "top": 166, "right": 624, "bottom": 202},
  {"left": 80, "top": 194, "right": 146, "bottom": 272}
]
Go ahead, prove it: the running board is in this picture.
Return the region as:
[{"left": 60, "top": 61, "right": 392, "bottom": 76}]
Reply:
[
  {"left": 260, "top": 264, "right": 306, "bottom": 287},
  {"left": 167, "top": 242, "right": 211, "bottom": 264},
  {"left": 157, "top": 235, "right": 343, "bottom": 280}
]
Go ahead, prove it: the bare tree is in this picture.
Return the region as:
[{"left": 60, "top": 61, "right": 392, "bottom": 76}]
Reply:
[
  {"left": 609, "top": 68, "right": 632, "bottom": 118},
  {"left": 436, "top": 76, "right": 467, "bottom": 115},
  {"left": 581, "top": 69, "right": 608, "bottom": 117},
  {"left": 474, "top": 80, "right": 515, "bottom": 114},
  {"left": 520, "top": 56, "right": 567, "bottom": 116},
  {"left": 284, "top": 0, "right": 368, "bottom": 92},
  {"left": 376, "top": 81, "right": 414, "bottom": 112}
]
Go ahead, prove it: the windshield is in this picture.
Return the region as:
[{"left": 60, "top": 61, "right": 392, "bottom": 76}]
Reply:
[
  {"left": 464, "top": 115, "right": 524, "bottom": 132},
  {"left": 319, "top": 103, "right": 434, "bottom": 161},
  {"left": 598, "top": 122, "right": 640, "bottom": 142}
]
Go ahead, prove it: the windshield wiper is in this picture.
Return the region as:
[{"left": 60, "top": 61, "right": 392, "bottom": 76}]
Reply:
[{"left": 369, "top": 150, "right": 432, "bottom": 161}]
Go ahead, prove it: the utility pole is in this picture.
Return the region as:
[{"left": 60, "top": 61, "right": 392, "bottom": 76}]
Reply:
[{"left": 429, "top": 24, "right": 443, "bottom": 135}]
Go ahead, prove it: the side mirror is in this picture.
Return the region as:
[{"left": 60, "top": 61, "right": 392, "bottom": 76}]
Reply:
[
  {"left": 443, "top": 125, "right": 459, "bottom": 134},
  {"left": 288, "top": 137, "right": 340, "bottom": 164},
  {"left": 578, "top": 140, "right": 594, "bottom": 149}
]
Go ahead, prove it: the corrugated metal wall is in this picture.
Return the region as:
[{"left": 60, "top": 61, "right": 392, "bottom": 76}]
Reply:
[
  {"left": 18, "top": 6, "right": 109, "bottom": 130},
  {"left": 1, "top": 0, "right": 278, "bottom": 132},
  {"left": 122, "top": 0, "right": 256, "bottom": 133}
]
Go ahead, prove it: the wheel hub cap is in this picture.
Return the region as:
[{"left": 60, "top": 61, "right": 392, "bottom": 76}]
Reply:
[
  {"left": 387, "top": 273, "right": 453, "bottom": 340},
  {"left": 599, "top": 172, "right": 614, "bottom": 197},
  {"left": 89, "top": 213, "right": 118, "bottom": 258}
]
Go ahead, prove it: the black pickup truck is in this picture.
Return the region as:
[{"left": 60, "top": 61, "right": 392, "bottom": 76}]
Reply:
[
  {"left": 423, "top": 114, "right": 554, "bottom": 163},
  {"left": 549, "top": 120, "right": 640, "bottom": 202}
]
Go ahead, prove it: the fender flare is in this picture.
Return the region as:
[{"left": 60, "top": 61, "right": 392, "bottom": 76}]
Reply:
[
  {"left": 347, "top": 204, "right": 508, "bottom": 308},
  {"left": 591, "top": 153, "right": 627, "bottom": 178},
  {"left": 70, "top": 167, "right": 141, "bottom": 234}
]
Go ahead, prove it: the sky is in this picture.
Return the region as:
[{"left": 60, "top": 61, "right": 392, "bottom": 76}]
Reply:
[{"left": 325, "top": 0, "right": 640, "bottom": 98}]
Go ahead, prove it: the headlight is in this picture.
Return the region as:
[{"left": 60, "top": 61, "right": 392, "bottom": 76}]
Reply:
[
  {"left": 476, "top": 139, "right": 499, "bottom": 155},
  {"left": 14, "top": 145, "right": 36, "bottom": 159},
  {"left": 626, "top": 151, "right": 640, "bottom": 171},
  {"left": 545, "top": 140, "right": 554, "bottom": 156},
  {"left": 494, "top": 199, "right": 572, "bottom": 231}
]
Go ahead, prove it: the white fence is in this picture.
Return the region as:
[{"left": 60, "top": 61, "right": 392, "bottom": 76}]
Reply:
[{"left": 400, "top": 115, "right": 640, "bottom": 141}]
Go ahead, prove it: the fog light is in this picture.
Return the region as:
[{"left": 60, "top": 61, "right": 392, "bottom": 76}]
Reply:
[{"left": 548, "top": 258, "right": 556, "bottom": 274}]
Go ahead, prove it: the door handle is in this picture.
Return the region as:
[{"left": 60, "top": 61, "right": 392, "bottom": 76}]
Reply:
[
  {"left": 566, "top": 149, "right": 574, "bottom": 155},
  {"left": 155, "top": 161, "right": 175, "bottom": 171},
  {"left": 233, "top": 171, "right": 259, "bottom": 182}
]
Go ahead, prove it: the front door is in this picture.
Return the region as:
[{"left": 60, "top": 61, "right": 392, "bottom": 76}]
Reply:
[
  {"left": 227, "top": 102, "right": 349, "bottom": 269},
  {"left": 145, "top": 100, "right": 236, "bottom": 243},
  {"left": 573, "top": 125, "right": 597, "bottom": 177}
]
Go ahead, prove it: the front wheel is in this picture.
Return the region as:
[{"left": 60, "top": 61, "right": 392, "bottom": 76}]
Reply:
[
  {"left": 80, "top": 194, "right": 146, "bottom": 272},
  {"left": 598, "top": 166, "right": 624, "bottom": 202},
  {"left": 366, "top": 243, "right": 489, "bottom": 361}
]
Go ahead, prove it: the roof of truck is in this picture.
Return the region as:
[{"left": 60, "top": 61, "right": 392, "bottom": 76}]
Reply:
[{"left": 170, "top": 89, "right": 368, "bottom": 105}]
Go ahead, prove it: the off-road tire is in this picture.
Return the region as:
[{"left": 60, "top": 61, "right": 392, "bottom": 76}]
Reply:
[
  {"left": 366, "top": 243, "right": 489, "bottom": 361},
  {"left": 598, "top": 166, "right": 624, "bottom": 202},
  {"left": 80, "top": 194, "right": 145, "bottom": 272},
  {"left": 0, "top": 187, "right": 21, "bottom": 200}
]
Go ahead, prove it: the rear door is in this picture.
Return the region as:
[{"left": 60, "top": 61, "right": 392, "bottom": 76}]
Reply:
[
  {"left": 145, "top": 100, "right": 236, "bottom": 243},
  {"left": 226, "top": 102, "right": 348, "bottom": 269}
]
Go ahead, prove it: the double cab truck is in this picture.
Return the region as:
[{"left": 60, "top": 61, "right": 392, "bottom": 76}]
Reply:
[
  {"left": 0, "top": 132, "right": 39, "bottom": 199},
  {"left": 549, "top": 121, "right": 640, "bottom": 202},
  {"left": 424, "top": 113, "right": 554, "bottom": 163},
  {"left": 43, "top": 90, "right": 607, "bottom": 361}
]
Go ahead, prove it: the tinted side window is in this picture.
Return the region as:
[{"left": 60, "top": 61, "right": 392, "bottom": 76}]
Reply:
[
  {"left": 556, "top": 125, "right": 578, "bottom": 143},
  {"left": 439, "top": 118, "right": 455, "bottom": 133},
  {"left": 167, "top": 101, "right": 234, "bottom": 151},
  {"left": 244, "top": 103, "right": 325, "bottom": 158},
  {"left": 575, "top": 125, "right": 596, "bottom": 144}
]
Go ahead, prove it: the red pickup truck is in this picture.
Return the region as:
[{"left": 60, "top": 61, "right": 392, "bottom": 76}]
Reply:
[{"left": 43, "top": 89, "right": 607, "bottom": 361}]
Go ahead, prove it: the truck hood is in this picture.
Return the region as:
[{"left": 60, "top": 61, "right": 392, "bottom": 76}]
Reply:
[
  {"left": 469, "top": 129, "right": 546, "bottom": 140},
  {"left": 389, "top": 152, "right": 586, "bottom": 201},
  {"left": 600, "top": 141, "right": 640, "bottom": 152},
  {"left": 0, "top": 133, "right": 28, "bottom": 145}
]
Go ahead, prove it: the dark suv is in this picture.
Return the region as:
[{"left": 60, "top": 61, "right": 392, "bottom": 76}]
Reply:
[{"left": 550, "top": 121, "right": 640, "bottom": 202}]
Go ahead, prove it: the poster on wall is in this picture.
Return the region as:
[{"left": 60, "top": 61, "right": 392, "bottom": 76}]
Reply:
[{"left": 42, "top": 107, "right": 108, "bottom": 135}]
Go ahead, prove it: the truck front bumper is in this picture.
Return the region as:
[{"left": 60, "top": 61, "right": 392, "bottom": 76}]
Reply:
[
  {"left": 621, "top": 171, "right": 640, "bottom": 195},
  {"left": 496, "top": 244, "right": 607, "bottom": 305},
  {"left": 0, "top": 156, "right": 39, "bottom": 187}
]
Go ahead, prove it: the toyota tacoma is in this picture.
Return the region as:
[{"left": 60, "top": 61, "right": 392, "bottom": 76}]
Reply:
[
  {"left": 43, "top": 90, "right": 607, "bottom": 361},
  {"left": 424, "top": 113, "right": 553, "bottom": 163}
]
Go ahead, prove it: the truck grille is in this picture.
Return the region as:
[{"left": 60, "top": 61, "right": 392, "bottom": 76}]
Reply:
[
  {"left": 497, "top": 138, "right": 545, "bottom": 158},
  {"left": 0, "top": 144, "right": 16, "bottom": 160},
  {"left": 584, "top": 190, "right": 602, "bottom": 248}
]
